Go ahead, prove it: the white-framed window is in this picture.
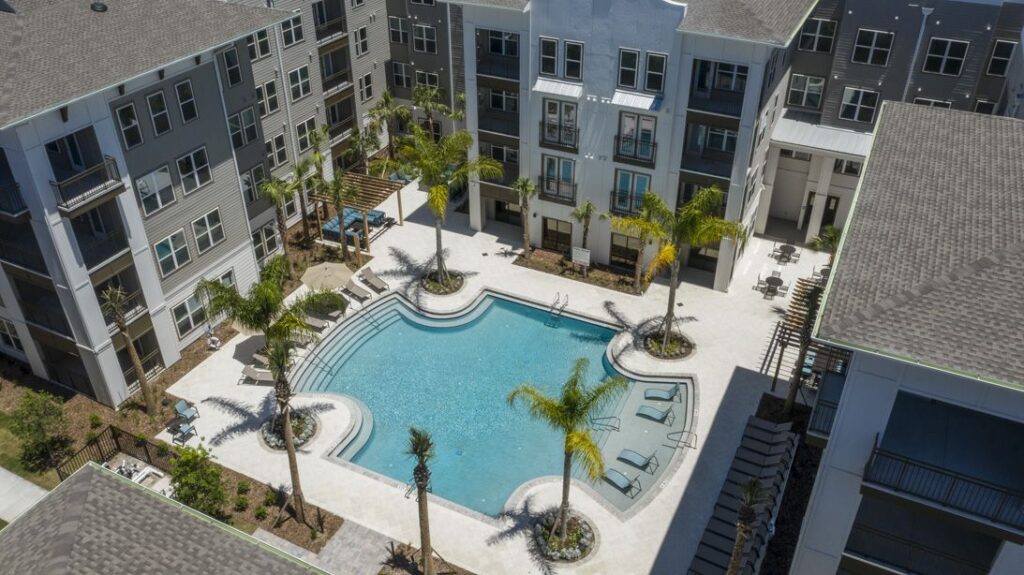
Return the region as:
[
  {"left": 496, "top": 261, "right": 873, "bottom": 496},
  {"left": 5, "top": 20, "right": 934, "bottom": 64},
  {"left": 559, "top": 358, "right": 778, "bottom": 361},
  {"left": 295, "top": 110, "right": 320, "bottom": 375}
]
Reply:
[
  {"left": 563, "top": 41, "right": 583, "bottom": 80},
  {"left": 645, "top": 53, "right": 666, "bottom": 93},
  {"left": 414, "top": 24, "right": 437, "bottom": 53},
  {"left": 799, "top": 18, "right": 836, "bottom": 53},
  {"left": 177, "top": 147, "right": 212, "bottom": 193},
  {"left": 415, "top": 70, "right": 439, "bottom": 88},
  {"left": 0, "top": 319, "right": 23, "bottom": 352},
  {"left": 913, "top": 97, "right": 952, "bottom": 108},
  {"left": 839, "top": 87, "right": 879, "bottom": 122},
  {"left": 975, "top": 100, "right": 997, "bottom": 115},
  {"left": 787, "top": 74, "right": 825, "bottom": 109},
  {"left": 617, "top": 49, "right": 639, "bottom": 88},
  {"left": 987, "top": 40, "right": 1017, "bottom": 77},
  {"left": 242, "top": 164, "right": 266, "bottom": 203},
  {"left": 282, "top": 15, "right": 304, "bottom": 47},
  {"left": 350, "top": 0, "right": 364, "bottom": 6},
  {"left": 833, "top": 158, "right": 862, "bottom": 176},
  {"left": 154, "top": 230, "right": 191, "bottom": 277},
  {"left": 358, "top": 73, "right": 373, "bottom": 102},
  {"left": 488, "top": 30, "right": 518, "bottom": 56},
  {"left": 135, "top": 166, "right": 175, "bottom": 216},
  {"left": 223, "top": 47, "right": 242, "bottom": 86},
  {"left": 613, "top": 169, "right": 651, "bottom": 211},
  {"left": 266, "top": 133, "right": 287, "bottom": 169},
  {"left": 191, "top": 209, "right": 225, "bottom": 254},
  {"left": 251, "top": 223, "right": 279, "bottom": 263},
  {"left": 705, "top": 127, "right": 737, "bottom": 152},
  {"left": 219, "top": 269, "right": 236, "bottom": 290},
  {"left": 779, "top": 148, "right": 812, "bottom": 161},
  {"left": 240, "top": 107, "right": 258, "bottom": 145},
  {"left": 115, "top": 103, "right": 144, "bottom": 149},
  {"left": 146, "top": 91, "right": 171, "bottom": 136},
  {"left": 852, "top": 29, "right": 894, "bottom": 66},
  {"left": 714, "top": 63, "right": 747, "bottom": 91},
  {"left": 392, "top": 62, "right": 412, "bottom": 88},
  {"left": 354, "top": 26, "right": 369, "bottom": 56},
  {"left": 923, "top": 38, "right": 969, "bottom": 76},
  {"left": 489, "top": 89, "right": 518, "bottom": 112},
  {"left": 247, "top": 29, "right": 271, "bottom": 61},
  {"left": 411, "top": 0, "right": 434, "bottom": 5},
  {"left": 172, "top": 295, "right": 205, "bottom": 338},
  {"left": 175, "top": 80, "right": 198, "bottom": 123},
  {"left": 288, "top": 65, "right": 311, "bottom": 101},
  {"left": 541, "top": 155, "right": 576, "bottom": 199},
  {"left": 296, "top": 117, "right": 317, "bottom": 152},
  {"left": 256, "top": 80, "right": 279, "bottom": 117},
  {"left": 488, "top": 144, "right": 519, "bottom": 164},
  {"left": 539, "top": 37, "right": 558, "bottom": 76},
  {"left": 389, "top": 16, "right": 409, "bottom": 44},
  {"left": 228, "top": 113, "right": 244, "bottom": 149},
  {"left": 617, "top": 112, "right": 655, "bottom": 160}
]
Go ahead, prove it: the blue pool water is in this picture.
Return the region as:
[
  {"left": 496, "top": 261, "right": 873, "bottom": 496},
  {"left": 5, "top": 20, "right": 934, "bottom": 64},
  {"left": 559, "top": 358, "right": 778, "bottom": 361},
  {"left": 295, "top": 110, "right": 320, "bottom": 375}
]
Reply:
[{"left": 296, "top": 295, "right": 623, "bottom": 516}]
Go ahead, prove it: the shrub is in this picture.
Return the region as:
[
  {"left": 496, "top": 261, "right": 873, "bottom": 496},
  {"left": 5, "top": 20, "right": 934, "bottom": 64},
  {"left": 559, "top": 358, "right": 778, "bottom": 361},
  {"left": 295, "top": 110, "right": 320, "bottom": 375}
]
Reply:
[
  {"left": 169, "top": 445, "right": 226, "bottom": 519},
  {"left": 254, "top": 506, "right": 268, "bottom": 520},
  {"left": 155, "top": 441, "right": 171, "bottom": 458},
  {"left": 84, "top": 431, "right": 97, "bottom": 443},
  {"left": 234, "top": 495, "right": 249, "bottom": 512},
  {"left": 236, "top": 480, "right": 251, "bottom": 495},
  {"left": 88, "top": 413, "right": 103, "bottom": 429},
  {"left": 11, "top": 390, "right": 71, "bottom": 471},
  {"left": 263, "top": 490, "right": 278, "bottom": 508},
  {"left": 134, "top": 433, "right": 147, "bottom": 447}
]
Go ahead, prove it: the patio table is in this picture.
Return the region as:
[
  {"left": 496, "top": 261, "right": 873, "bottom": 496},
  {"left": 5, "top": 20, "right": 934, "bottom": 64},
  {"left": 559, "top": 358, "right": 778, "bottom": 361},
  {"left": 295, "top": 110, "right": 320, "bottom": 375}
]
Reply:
[
  {"left": 765, "top": 276, "right": 784, "bottom": 289},
  {"left": 777, "top": 244, "right": 796, "bottom": 261}
]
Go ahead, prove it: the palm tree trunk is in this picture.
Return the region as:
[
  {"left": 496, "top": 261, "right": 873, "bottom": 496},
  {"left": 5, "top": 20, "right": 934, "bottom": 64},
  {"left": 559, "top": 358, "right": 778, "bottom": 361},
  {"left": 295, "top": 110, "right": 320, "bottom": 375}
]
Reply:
[
  {"left": 335, "top": 201, "right": 349, "bottom": 263},
  {"left": 276, "top": 206, "right": 295, "bottom": 279},
  {"left": 434, "top": 217, "right": 448, "bottom": 284},
  {"left": 555, "top": 448, "right": 572, "bottom": 543},
  {"left": 725, "top": 522, "right": 751, "bottom": 575},
  {"left": 297, "top": 191, "right": 312, "bottom": 241},
  {"left": 582, "top": 220, "right": 590, "bottom": 251},
  {"left": 521, "top": 198, "right": 530, "bottom": 256},
  {"left": 280, "top": 401, "right": 307, "bottom": 525},
  {"left": 633, "top": 244, "right": 644, "bottom": 293},
  {"left": 122, "top": 328, "right": 156, "bottom": 415},
  {"left": 782, "top": 342, "right": 809, "bottom": 420},
  {"left": 662, "top": 260, "right": 680, "bottom": 349},
  {"left": 417, "top": 481, "right": 434, "bottom": 575}
]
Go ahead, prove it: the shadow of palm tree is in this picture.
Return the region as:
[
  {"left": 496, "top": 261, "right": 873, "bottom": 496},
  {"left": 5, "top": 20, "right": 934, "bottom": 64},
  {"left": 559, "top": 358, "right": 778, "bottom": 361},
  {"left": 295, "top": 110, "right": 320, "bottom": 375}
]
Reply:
[
  {"left": 486, "top": 495, "right": 557, "bottom": 575},
  {"left": 378, "top": 246, "right": 479, "bottom": 310},
  {"left": 603, "top": 300, "right": 698, "bottom": 355},
  {"left": 202, "top": 393, "right": 335, "bottom": 450}
]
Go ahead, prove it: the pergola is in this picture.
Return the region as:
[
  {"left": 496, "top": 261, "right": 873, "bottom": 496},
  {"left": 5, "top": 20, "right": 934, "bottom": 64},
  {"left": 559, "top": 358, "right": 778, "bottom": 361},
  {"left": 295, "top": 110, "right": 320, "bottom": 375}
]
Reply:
[{"left": 309, "top": 171, "right": 406, "bottom": 260}]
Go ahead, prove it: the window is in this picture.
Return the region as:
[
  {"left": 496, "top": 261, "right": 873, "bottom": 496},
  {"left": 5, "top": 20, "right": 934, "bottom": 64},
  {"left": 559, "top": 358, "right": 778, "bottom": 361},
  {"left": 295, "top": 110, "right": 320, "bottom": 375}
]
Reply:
[
  {"left": 852, "top": 29, "right": 893, "bottom": 66},
  {"left": 266, "top": 134, "right": 287, "bottom": 169},
  {"left": 135, "top": 166, "right": 175, "bottom": 215},
  {"left": 618, "top": 49, "right": 639, "bottom": 88},
  {"left": 256, "top": 80, "right": 279, "bottom": 117},
  {"left": 115, "top": 104, "right": 143, "bottom": 149},
  {"left": 833, "top": 159, "right": 862, "bottom": 176},
  {"left": 414, "top": 24, "right": 437, "bottom": 53},
  {"left": 296, "top": 117, "right": 316, "bottom": 152},
  {"left": 613, "top": 170, "right": 651, "bottom": 213},
  {"left": 779, "top": 148, "right": 812, "bottom": 161},
  {"left": 541, "top": 155, "right": 575, "bottom": 201},
  {"left": 192, "top": 209, "right": 225, "bottom": 253},
  {"left": 154, "top": 230, "right": 190, "bottom": 276},
  {"left": 609, "top": 233, "right": 641, "bottom": 270},
  {"left": 788, "top": 74, "right": 825, "bottom": 109},
  {"left": 0, "top": 320, "right": 23, "bottom": 352},
  {"left": 358, "top": 73, "right": 373, "bottom": 102},
  {"left": 540, "top": 37, "right": 558, "bottom": 76},
  {"left": 645, "top": 53, "right": 666, "bottom": 93},
  {"left": 617, "top": 112, "right": 655, "bottom": 161},
  {"left": 146, "top": 91, "right": 171, "bottom": 136},
  {"left": 172, "top": 295, "right": 205, "bottom": 337},
  {"left": 488, "top": 144, "right": 518, "bottom": 164},
  {"left": 714, "top": 63, "right": 747, "bottom": 91},
  {"left": 219, "top": 270, "right": 236, "bottom": 291},
  {"left": 223, "top": 47, "right": 242, "bottom": 86},
  {"left": 247, "top": 29, "right": 271, "bottom": 61},
  {"left": 411, "top": 0, "right": 434, "bottom": 4},
  {"left": 389, "top": 17, "right": 409, "bottom": 43},
  {"left": 175, "top": 147, "right": 211, "bottom": 193},
  {"left": 350, "top": 0, "right": 364, "bottom": 6},
  {"left": 799, "top": 18, "right": 836, "bottom": 53},
  {"left": 564, "top": 41, "right": 583, "bottom": 80},
  {"left": 988, "top": 40, "right": 1016, "bottom": 76},
  {"left": 354, "top": 26, "right": 369, "bottom": 56},
  {"left": 542, "top": 99, "right": 576, "bottom": 146},
  {"left": 282, "top": 15, "right": 304, "bottom": 47},
  {"left": 228, "top": 113, "right": 244, "bottom": 149},
  {"left": 705, "top": 127, "right": 737, "bottom": 152},
  {"left": 392, "top": 62, "right": 412, "bottom": 88},
  {"left": 415, "top": 70, "right": 439, "bottom": 88},
  {"left": 243, "top": 164, "right": 266, "bottom": 202},
  {"left": 541, "top": 218, "right": 572, "bottom": 253},
  {"left": 913, "top": 97, "right": 952, "bottom": 108},
  {"left": 489, "top": 89, "right": 518, "bottom": 112},
  {"left": 975, "top": 100, "right": 997, "bottom": 115},
  {"left": 488, "top": 31, "right": 518, "bottom": 56},
  {"left": 924, "top": 38, "right": 969, "bottom": 76},
  {"left": 252, "top": 224, "right": 279, "bottom": 264},
  {"left": 175, "top": 80, "right": 198, "bottom": 123},
  {"left": 288, "top": 66, "right": 311, "bottom": 101},
  {"left": 840, "top": 87, "right": 879, "bottom": 122}
]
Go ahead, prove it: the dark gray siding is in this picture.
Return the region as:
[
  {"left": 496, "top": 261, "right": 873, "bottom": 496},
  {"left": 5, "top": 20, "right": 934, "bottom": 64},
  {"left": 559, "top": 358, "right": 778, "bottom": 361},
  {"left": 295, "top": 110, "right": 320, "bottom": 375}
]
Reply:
[
  {"left": 385, "top": 0, "right": 455, "bottom": 109},
  {"left": 347, "top": 0, "right": 392, "bottom": 120}
]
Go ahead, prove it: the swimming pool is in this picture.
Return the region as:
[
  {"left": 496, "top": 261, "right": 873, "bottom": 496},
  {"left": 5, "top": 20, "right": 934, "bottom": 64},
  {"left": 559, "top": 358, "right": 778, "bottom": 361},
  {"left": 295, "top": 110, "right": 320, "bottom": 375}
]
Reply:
[{"left": 295, "top": 294, "right": 625, "bottom": 516}]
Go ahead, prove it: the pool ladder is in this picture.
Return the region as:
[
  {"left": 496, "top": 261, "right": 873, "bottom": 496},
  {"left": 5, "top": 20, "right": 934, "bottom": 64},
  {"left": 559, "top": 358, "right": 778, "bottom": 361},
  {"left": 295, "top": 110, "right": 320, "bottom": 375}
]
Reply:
[{"left": 547, "top": 292, "right": 568, "bottom": 324}]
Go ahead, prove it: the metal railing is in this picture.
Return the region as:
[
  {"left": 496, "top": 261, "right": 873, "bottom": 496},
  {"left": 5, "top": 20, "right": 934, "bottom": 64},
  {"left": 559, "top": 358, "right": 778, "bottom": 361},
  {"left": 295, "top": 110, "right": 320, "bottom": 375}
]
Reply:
[
  {"left": 51, "top": 156, "right": 121, "bottom": 212},
  {"left": 483, "top": 161, "right": 519, "bottom": 187},
  {"left": 680, "top": 152, "right": 734, "bottom": 179},
  {"left": 537, "top": 177, "right": 577, "bottom": 205},
  {"left": 56, "top": 425, "right": 177, "bottom": 481},
  {"left": 845, "top": 523, "right": 991, "bottom": 575},
  {"left": 864, "top": 447, "right": 1024, "bottom": 531},
  {"left": 478, "top": 113, "right": 519, "bottom": 137},
  {"left": 102, "top": 290, "right": 147, "bottom": 329},
  {"left": 608, "top": 190, "right": 643, "bottom": 216},
  {"left": 322, "top": 70, "right": 352, "bottom": 96},
  {"left": 614, "top": 134, "right": 657, "bottom": 166},
  {"left": 0, "top": 241, "right": 49, "bottom": 274},
  {"left": 0, "top": 182, "right": 28, "bottom": 216},
  {"left": 807, "top": 398, "right": 838, "bottom": 437},
  {"left": 78, "top": 230, "right": 129, "bottom": 270},
  {"left": 477, "top": 57, "right": 520, "bottom": 80},
  {"left": 688, "top": 90, "right": 744, "bottom": 117},
  {"left": 122, "top": 349, "right": 164, "bottom": 386},
  {"left": 539, "top": 121, "right": 578, "bottom": 151},
  {"left": 315, "top": 16, "right": 347, "bottom": 41}
]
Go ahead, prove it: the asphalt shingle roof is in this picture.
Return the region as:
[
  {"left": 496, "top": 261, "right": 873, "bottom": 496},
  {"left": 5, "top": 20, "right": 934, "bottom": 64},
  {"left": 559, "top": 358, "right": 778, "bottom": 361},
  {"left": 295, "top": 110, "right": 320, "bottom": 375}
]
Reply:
[
  {"left": 679, "top": 0, "right": 819, "bottom": 45},
  {"left": 0, "top": 464, "right": 326, "bottom": 574},
  {"left": 817, "top": 102, "right": 1024, "bottom": 389},
  {"left": 0, "top": 0, "right": 289, "bottom": 129}
]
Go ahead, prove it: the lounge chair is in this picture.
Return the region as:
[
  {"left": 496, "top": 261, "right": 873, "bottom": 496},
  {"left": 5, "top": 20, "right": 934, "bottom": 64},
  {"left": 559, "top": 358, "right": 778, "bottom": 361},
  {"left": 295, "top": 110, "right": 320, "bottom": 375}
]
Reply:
[
  {"left": 618, "top": 449, "right": 658, "bottom": 471},
  {"left": 241, "top": 364, "right": 274, "bottom": 384},
  {"left": 173, "top": 423, "right": 195, "bottom": 445},
  {"left": 605, "top": 468, "right": 640, "bottom": 495},
  {"left": 252, "top": 351, "right": 269, "bottom": 366},
  {"left": 637, "top": 404, "right": 673, "bottom": 423},
  {"left": 343, "top": 278, "right": 372, "bottom": 302},
  {"left": 305, "top": 315, "right": 329, "bottom": 331},
  {"left": 644, "top": 385, "right": 678, "bottom": 402},
  {"left": 360, "top": 268, "right": 389, "bottom": 293},
  {"left": 175, "top": 399, "right": 199, "bottom": 422}
]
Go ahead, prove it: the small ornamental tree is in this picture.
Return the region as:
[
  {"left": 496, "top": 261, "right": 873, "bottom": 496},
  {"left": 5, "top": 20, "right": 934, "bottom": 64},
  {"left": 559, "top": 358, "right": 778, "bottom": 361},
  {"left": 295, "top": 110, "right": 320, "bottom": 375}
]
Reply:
[
  {"left": 170, "top": 444, "right": 227, "bottom": 519},
  {"left": 11, "top": 389, "right": 71, "bottom": 470}
]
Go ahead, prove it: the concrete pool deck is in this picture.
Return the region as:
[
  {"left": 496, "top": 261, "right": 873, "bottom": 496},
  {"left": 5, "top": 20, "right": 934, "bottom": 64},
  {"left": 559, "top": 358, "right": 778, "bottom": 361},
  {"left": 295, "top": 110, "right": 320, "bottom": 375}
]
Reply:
[{"left": 164, "top": 186, "right": 827, "bottom": 574}]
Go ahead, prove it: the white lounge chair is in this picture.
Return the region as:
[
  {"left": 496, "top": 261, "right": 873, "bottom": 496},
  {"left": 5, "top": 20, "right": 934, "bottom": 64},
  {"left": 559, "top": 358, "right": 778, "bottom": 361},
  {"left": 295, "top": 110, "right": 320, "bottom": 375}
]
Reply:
[
  {"left": 304, "top": 315, "right": 329, "bottom": 331},
  {"left": 343, "top": 278, "right": 372, "bottom": 302},
  {"left": 241, "top": 364, "right": 274, "bottom": 384},
  {"left": 360, "top": 268, "right": 389, "bottom": 293}
]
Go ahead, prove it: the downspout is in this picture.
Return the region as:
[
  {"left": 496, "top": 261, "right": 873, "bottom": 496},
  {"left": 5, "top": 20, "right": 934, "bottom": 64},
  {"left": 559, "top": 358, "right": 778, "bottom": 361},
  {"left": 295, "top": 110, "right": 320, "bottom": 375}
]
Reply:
[{"left": 901, "top": 6, "right": 935, "bottom": 102}]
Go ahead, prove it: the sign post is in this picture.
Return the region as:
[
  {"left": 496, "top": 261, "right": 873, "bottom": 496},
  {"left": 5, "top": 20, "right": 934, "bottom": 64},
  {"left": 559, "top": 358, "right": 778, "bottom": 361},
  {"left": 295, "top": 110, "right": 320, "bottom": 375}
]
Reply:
[{"left": 571, "top": 247, "right": 591, "bottom": 279}]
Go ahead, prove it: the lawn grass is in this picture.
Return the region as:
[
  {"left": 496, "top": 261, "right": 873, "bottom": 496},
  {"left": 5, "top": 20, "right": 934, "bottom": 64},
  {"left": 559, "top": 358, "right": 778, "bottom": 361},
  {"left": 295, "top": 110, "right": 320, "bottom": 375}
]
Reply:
[
  {"left": 0, "top": 411, "right": 59, "bottom": 490},
  {"left": 0, "top": 518, "right": 7, "bottom": 530}
]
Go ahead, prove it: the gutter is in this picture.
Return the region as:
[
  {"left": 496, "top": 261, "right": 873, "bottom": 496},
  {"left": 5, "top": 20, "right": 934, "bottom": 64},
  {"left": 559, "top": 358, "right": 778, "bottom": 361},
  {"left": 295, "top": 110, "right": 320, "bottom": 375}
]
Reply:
[{"left": 900, "top": 6, "right": 935, "bottom": 102}]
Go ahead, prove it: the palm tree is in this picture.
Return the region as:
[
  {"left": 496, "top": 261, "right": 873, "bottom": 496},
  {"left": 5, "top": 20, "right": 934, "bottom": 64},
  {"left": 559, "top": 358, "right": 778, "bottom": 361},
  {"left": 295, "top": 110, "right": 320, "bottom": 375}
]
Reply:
[
  {"left": 782, "top": 285, "right": 824, "bottom": 420},
  {"left": 507, "top": 357, "right": 627, "bottom": 543},
  {"left": 266, "top": 337, "right": 308, "bottom": 525},
  {"left": 100, "top": 286, "right": 156, "bottom": 415},
  {"left": 290, "top": 157, "right": 315, "bottom": 242},
  {"left": 646, "top": 186, "right": 746, "bottom": 350},
  {"left": 397, "top": 127, "right": 502, "bottom": 287},
  {"left": 412, "top": 84, "right": 451, "bottom": 131},
  {"left": 259, "top": 177, "right": 297, "bottom": 280},
  {"left": 604, "top": 193, "right": 663, "bottom": 292},
  {"left": 343, "top": 125, "right": 381, "bottom": 175},
  {"left": 513, "top": 177, "right": 536, "bottom": 256},
  {"left": 571, "top": 200, "right": 597, "bottom": 251},
  {"left": 322, "top": 174, "right": 360, "bottom": 264},
  {"left": 407, "top": 427, "right": 436, "bottom": 575},
  {"left": 369, "top": 91, "right": 412, "bottom": 171},
  {"left": 307, "top": 126, "right": 331, "bottom": 236},
  {"left": 726, "top": 478, "right": 764, "bottom": 575},
  {"left": 808, "top": 225, "right": 842, "bottom": 267}
]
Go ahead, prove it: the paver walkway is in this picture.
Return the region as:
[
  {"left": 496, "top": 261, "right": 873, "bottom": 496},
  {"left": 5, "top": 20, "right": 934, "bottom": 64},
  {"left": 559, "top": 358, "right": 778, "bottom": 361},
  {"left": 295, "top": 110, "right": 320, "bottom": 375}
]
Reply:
[
  {"left": 0, "top": 467, "right": 47, "bottom": 523},
  {"left": 255, "top": 520, "right": 395, "bottom": 575}
]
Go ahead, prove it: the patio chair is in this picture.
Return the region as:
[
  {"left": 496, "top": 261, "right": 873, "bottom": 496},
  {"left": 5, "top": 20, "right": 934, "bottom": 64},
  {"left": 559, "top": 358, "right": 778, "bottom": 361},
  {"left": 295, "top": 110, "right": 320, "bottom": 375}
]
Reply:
[
  {"left": 637, "top": 404, "right": 673, "bottom": 424},
  {"left": 252, "top": 351, "right": 269, "bottom": 366},
  {"left": 343, "top": 278, "right": 373, "bottom": 302},
  {"left": 618, "top": 449, "right": 659, "bottom": 472},
  {"left": 644, "top": 385, "right": 679, "bottom": 402},
  {"left": 605, "top": 468, "right": 641, "bottom": 496},
  {"left": 241, "top": 364, "right": 274, "bottom": 385},
  {"left": 173, "top": 423, "right": 196, "bottom": 446},
  {"left": 778, "top": 283, "right": 790, "bottom": 296},
  {"left": 789, "top": 250, "right": 801, "bottom": 262},
  {"left": 304, "top": 315, "right": 329, "bottom": 331},
  {"left": 771, "top": 269, "right": 782, "bottom": 278},
  {"left": 360, "top": 268, "right": 389, "bottom": 293},
  {"left": 754, "top": 274, "right": 766, "bottom": 291},
  {"left": 175, "top": 399, "right": 199, "bottom": 422}
]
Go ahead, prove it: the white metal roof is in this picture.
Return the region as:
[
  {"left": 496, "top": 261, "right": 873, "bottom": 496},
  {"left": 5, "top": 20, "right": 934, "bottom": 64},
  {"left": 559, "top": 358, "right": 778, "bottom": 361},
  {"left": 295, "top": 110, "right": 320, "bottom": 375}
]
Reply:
[
  {"left": 532, "top": 78, "right": 584, "bottom": 100},
  {"left": 771, "top": 111, "right": 874, "bottom": 159},
  {"left": 611, "top": 90, "right": 662, "bottom": 112}
]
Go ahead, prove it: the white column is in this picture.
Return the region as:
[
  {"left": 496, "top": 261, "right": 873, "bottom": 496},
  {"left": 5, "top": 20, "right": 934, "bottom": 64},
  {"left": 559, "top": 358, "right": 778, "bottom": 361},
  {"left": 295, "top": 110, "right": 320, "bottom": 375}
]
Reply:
[
  {"left": 755, "top": 146, "right": 782, "bottom": 234},
  {"left": 463, "top": 21, "right": 484, "bottom": 231},
  {"left": 804, "top": 155, "right": 833, "bottom": 242}
]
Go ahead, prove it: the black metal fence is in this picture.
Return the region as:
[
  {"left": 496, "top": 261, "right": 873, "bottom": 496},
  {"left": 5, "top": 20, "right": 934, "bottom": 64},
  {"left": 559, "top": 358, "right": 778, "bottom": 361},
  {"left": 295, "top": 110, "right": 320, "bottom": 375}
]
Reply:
[{"left": 56, "top": 425, "right": 177, "bottom": 481}]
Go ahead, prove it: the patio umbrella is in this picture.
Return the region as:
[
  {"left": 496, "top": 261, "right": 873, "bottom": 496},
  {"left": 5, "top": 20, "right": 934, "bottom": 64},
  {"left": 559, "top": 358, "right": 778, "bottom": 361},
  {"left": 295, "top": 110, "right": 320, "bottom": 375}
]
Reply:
[{"left": 301, "top": 262, "right": 353, "bottom": 291}]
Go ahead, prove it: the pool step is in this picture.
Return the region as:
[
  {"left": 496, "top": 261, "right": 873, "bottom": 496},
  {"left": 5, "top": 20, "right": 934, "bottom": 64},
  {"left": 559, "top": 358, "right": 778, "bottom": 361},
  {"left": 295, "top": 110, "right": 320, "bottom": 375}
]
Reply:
[
  {"left": 336, "top": 395, "right": 374, "bottom": 460},
  {"left": 302, "top": 308, "right": 405, "bottom": 392}
]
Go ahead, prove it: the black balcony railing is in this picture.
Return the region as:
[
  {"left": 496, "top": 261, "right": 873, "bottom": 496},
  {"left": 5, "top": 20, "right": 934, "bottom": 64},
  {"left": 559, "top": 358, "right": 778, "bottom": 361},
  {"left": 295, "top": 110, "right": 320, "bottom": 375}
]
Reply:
[
  {"left": 0, "top": 182, "right": 28, "bottom": 216},
  {"left": 52, "top": 157, "right": 122, "bottom": 212},
  {"left": 807, "top": 398, "right": 838, "bottom": 437},
  {"left": 846, "top": 524, "right": 992, "bottom": 575},
  {"left": 537, "top": 177, "right": 576, "bottom": 205},
  {"left": 539, "top": 122, "right": 578, "bottom": 151},
  {"left": 22, "top": 302, "right": 71, "bottom": 337},
  {"left": 477, "top": 57, "right": 520, "bottom": 80},
  {"left": 688, "top": 90, "right": 744, "bottom": 117},
  {"left": 322, "top": 71, "right": 353, "bottom": 96},
  {"left": 102, "top": 290, "right": 147, "bottom": 329},
  {"left": 680, "top": 153, "right": 734, "bottom": 179},
  {"left": 479, "top": 113, "right": 519, "bottom": 137},
  {"left": 614, "top": 134, "right": 657, "bottom": 166},
  {"left": 315, "top": 16, "right": 347, "bottom": 42},
  {"left": 483, "top": 162, "right": 519, "bottom": 187},
  {"left": 78, "top": 229, "right": 129, "bottom": 270},
  {"left": 123, "top": 349, "right": 164, "bottom": 387},
  {"left": 609, "top": 190, "right": 643, "bottom": 216},
  {"left": 328, "top": 119, "right": 356, "bottom": 143},
  {"left": 863, "top": 448, "right": 1024, "bottom": 532},
  {"left": 0, "top": 241, "right": 48, "bottom": 274}
]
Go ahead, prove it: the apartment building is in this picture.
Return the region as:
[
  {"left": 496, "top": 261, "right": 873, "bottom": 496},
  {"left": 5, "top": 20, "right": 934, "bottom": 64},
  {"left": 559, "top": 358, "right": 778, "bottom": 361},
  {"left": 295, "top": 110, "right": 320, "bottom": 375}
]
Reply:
[
  {"left": 0, "top": 0, "right": 286, "bottom": 406},
  {"left": 793, "top": 103, "right": 1024, "bottom": 574}
]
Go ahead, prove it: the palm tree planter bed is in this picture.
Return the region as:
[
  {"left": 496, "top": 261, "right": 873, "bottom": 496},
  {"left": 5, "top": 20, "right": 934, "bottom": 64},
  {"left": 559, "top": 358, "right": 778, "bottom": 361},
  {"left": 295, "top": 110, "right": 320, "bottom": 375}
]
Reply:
[
  {"left": 643, "top": 330, "right": 695, "bottom": 360},
  {"left": 513, "top": 249, "right": 645, "bottom": 295},
  {"left": 260, "top": 412, "right": 318, "bottom": 450},
  {"left": 421, "top": 271, "right": 465, "bottom": 295},
  {"left": 533, "top": 511, "right": 596, "bottom": 562}
]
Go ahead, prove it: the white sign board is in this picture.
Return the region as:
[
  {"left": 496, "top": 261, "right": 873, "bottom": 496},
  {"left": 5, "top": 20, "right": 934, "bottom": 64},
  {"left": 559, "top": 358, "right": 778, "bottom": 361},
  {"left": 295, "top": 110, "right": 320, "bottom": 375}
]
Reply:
[{"left": 571, "top": 247, "right": 591, "bottom": 268}]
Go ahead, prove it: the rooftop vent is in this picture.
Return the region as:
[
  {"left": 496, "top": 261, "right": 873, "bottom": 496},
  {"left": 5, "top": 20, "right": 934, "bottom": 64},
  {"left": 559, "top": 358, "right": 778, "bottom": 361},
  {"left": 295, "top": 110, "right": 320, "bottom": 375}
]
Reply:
[{"left": 90, "top": 2, "right": 107, "bottom": 13}]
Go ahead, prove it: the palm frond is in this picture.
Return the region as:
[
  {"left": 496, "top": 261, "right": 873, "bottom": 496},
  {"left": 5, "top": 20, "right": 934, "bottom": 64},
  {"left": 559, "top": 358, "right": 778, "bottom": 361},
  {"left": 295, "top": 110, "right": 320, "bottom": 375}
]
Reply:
[
  {"left": 259, "top": 177, "right": 292, "bottom": 206},
  {"left": 406, "top": 426, "right": 435, "bottom": 463},
  {"left": 266, "top": 337, "right": 293, "bottom": 382},
  {"left": 512, "top": 177, "right": 536, "bottom": 203},
  {"left": 566, "top": 430, "right": 605, "bottom": 480},
  {"left": 507, "top": 384, "right": 571, "bottom": 432},
  {"left": 579, "top": 375, "right": 629, "bottom": 418},
  {"left": 427, "top": 184, "right": 449, "bottom": 221},
  {"left": 645, "top": 243, "right": 677, "bottom": 280}
]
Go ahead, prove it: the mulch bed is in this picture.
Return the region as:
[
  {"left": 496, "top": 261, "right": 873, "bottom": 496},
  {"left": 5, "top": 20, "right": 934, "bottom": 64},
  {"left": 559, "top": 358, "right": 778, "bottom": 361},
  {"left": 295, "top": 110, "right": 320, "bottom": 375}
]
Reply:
[
  {"left": 513, "top": 249, "right": 647, "bottom": 295},
  {"left": 378, "top": 543, "right": 477, "bottom": 575},
  {"left": 643, "top": 331, "right": 695, "bottom": 359},
  {"left": 421, "top": 271, "right": 464, "bottom": 295}
]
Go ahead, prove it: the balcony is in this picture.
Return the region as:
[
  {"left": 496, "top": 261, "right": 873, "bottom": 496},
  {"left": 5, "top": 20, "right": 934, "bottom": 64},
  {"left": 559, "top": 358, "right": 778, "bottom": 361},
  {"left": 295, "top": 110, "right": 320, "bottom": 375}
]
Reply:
[
  {"left": 0, "top": 182, "right": 28, "bottom": 219},
  {"left": 688, "top": 90, "right": 744, "bottom": 117},
  {"left": 537, "top": 177, "right": 576, "bottom": 206},
  {"left": 477, "top": 56, "right": 520, "bottom": 81},
  {"left": 806, "top": 371, "right": 846, "bottom": 447},
  {"left": 0, "top": 231, "right": 48, "bottom": 276},
  {"left": 322, "top": 71, "right": 353, "bottom": 99},
  {"left": 21, "top": 301, "right": 71, "bottom": 337},
  {"left": 100, "top": 290, "right": 147, "bottom": 332},
  {"left": 328, "top": 118, "right": 356, "bottom": 146},
  {"left": 51, "top": 157, "right": 123, "bottom": 215},
  {"left": 680, "top": 153, "right": 733, "bottom": 179},
  {"left": 315, "top": 16, "right": 348, "bottom": 45},
  {"left": 539, "top": 122, "right": 578, "bottom": 152},
  {"left": 483, "top": 161, "right": 519, "bottom": 187},
  {"left": 478, "top": 112, "right": 519, "bottom": 137},
  {"left": 609, "top": 190, "right": 643, "bottom": 216},
  {"left": 614, "top": 134, "right": 656, "bottom": 167},
  {"left": 122, "top": 349, "right": 165, "bottom": 389}
]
